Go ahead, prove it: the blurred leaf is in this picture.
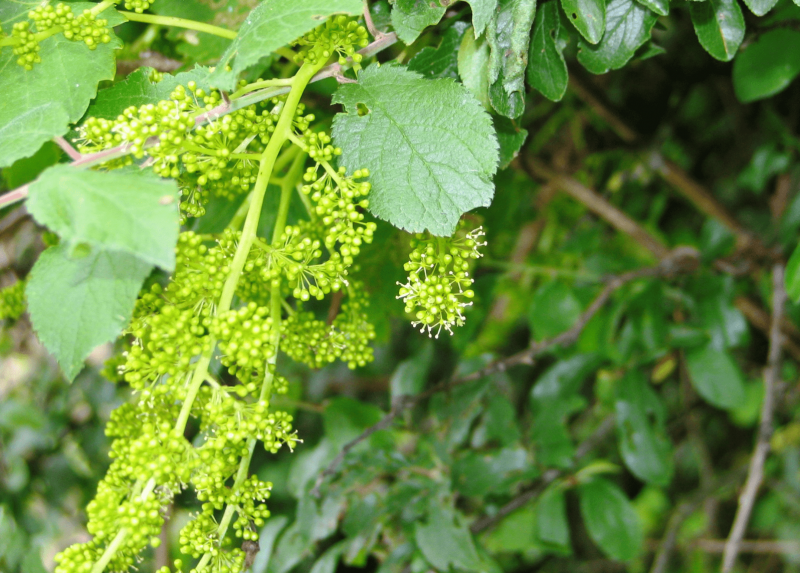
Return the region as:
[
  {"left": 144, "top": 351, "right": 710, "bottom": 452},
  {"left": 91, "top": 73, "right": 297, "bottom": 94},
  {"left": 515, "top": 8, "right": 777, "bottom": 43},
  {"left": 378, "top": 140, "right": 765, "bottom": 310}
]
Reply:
[
  {"left": 459, "top": 30, "right": 493, "bottom": 109},
  {"left": 250, "top": 516, "right": 289, "bottom": 573},
  {"left": 787, "top": 244, "right": 800, "bottom": 302},
  {"left": 700, "top": 219, "right": 736, "bottom": 262},
  {"left": 685, "top": 344, "right": 746, "bottom": 410},
  {"left": 577, "top": 0, "right": 657, "bottom": 74},
  {"left": 322, "top": 397, "right": 386, "bottom": 450},
  {"left": 309, "top": 540, "right": 347, "bottom": 573},
  {"left": 493, "top": 116, "right": 529, "bottom": 169},
  {"left": 452, "top": 446, "right": 529, "bottom": 496},
  {"left": 391, "top": 0, "right": 446, "bottom": 43},
  {"left": 527, "top": 0, "right": 569, "bottom": 101},
  {"left": 689, "top": 0, "right": 745, "bottom": 62},
  {"left": 528, "top": 280, "right": 582, "bottom": 340},
  {"left": 408, "top": 21, "right": 469, "bottom": 79},
  {"left": 536, "top": 485, "right": 571, "bottom": 549},
  {"left": 729, "top": 380, "right": 764, "bottom": 428},
  {"left": 737, "top": 144, "right": 791, "bottom": 193},
  {"left": 415, "top": 505, "right": 483, "bottom": 571},
  {"left": 390, "top": 341, "right": 434, "bottom": 398},
  {"left": 481, "top": 505, "right": 539, "bottom": 553},
  {"left": 733, "top": 30, "right": 800, "bottom": 102},
  {"left": 562, "top": 0, "right": 606, "bottom": 44},
  {"left": 667, "top": 325, "right": 709, "bottom": 349},
  {"left": 741, "top": 0, "right": 779, "bottom": 16},
  {"left": 1, "top": 142, "right": 61, "bottom": 189},
  {"left": 579, "top": 478, "right": 643, "bottom": 561},
  {"left": 615, "top": 371, "right": 673, "bottom": 485}
]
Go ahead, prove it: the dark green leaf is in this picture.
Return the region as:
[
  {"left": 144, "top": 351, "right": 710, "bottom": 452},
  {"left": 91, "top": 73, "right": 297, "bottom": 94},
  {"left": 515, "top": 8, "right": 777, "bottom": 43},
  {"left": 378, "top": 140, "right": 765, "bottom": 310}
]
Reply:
[
  {"left": 487, "top": 0, "right": 538, "bottom": 118},
  {"left": 578, "top": 478, "right": 643, "bottom": 561},
  {"left": 332, "top": 64, "right": 498, "bottom": 235},
  {"left": 689, "top": 0, "right": 745, "bottom": 62},
  {"left": 415, "top": 505, "right": 483, "bottom": 571},
  {"left": 27, "top": 165, "right": 180, "bottom": 271},
  {"left": 529, "top": 280, "right": 582, "bottom": 340},
  {"left": 685, "top": 343, "right": 746, "bottom": 409},
  {"left": 208, "top": 0, "right": 362, "bottom": 90},
  {"left": 527, "top": 0, "right": 569, "bottom": 101},
  {"left": 615, "top": 371, "right": 673, "bottom": 485},
  {"left": 536, "top": 485, "right": 571, "bottom": 548},
  {"left": 741, "top": 0, "right": 779, "bottom": 16},
  {"left": 493, "top": 116, "right": 529, "bottom": 168},
  {"left": 787, "top": 244, "right": 800, "bottom": 302},
  {"left": 452, "top": 447, "right": 528, "bottom": 496},
  {"left": 699, "top": 219, "right": 735, "bottom": 262},
  {"left": 577, "top": 0, "right": 657, "bottom": 74},
  {"left": 458, "top": 31, "right": 493, "bottom": 108},
  {"left": 634, "top": 0, "right": 668, "bottom": 17},
  {"left": 390, "top": 0, "right": 446, "bottom": 44},
  {"left": 390, "top": 342, "right": 434, "bottom": 398},
  {"left": 561, "top": 0, "right": 606, "bottom": 44},
  {"left": 733, "top": 30, "right": 800, "bottom": 103},
  {"left": 309, "top": 541, "right": 347, "bottom": 573},
  {"left": 26, "top": 244, "right": 152, "bottom": 381},
  {"left": 1, "top": 142, "right": 62, "bottom": 189},
  {"left": 408, "top": 21, "right": 469, "bottom": 79},
  {"left": 0, "top": 4, "right": 123, "bottom": 167},
  {"left": 322, "top": 397, "right": 385, "bottom": 450}
]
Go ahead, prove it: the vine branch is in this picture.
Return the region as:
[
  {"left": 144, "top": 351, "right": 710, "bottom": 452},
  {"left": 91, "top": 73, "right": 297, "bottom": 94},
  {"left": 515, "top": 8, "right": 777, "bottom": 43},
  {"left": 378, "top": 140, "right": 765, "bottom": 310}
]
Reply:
[
  {"left": 722, "top": 264, "right": 786, "bottom": 572},
  {"left": 310, "top": 248, "right": 702, "bottom": 498}
]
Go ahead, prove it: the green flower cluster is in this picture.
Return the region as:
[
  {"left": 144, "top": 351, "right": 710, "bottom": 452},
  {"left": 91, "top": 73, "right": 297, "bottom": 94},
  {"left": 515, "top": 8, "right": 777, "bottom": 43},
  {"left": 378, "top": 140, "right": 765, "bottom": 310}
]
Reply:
[
  {"left": 4, "top": 2, "right": 112, "bottom": 70},
  {"left": 0, "top": 280, "right": 26, "bottom": 321},
  {"left": 123, "top": 0, "right": 153, "bottom": 14},
  {"left": 398, "top": 226, "right": 486, "bottom": 337},
  {"left": 292, "top": 15, "right": 369, "bottom": 69}
]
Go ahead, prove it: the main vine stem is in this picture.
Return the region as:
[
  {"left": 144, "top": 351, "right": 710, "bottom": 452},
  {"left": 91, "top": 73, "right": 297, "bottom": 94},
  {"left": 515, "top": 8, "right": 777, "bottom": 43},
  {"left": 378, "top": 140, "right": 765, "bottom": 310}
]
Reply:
[{"left": 90, "top": 57, "right": 325, "bottom": 573}]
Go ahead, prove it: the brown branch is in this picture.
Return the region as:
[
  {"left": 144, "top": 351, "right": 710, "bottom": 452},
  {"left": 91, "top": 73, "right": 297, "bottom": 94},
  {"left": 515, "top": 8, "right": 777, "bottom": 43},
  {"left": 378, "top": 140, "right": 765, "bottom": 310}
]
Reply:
[
  {"left": 54, "top": 136, "right": 81, "bottom": 160},
  {"left": 470, "top": 416, "right": 616, "bottom": 534},
  {"left": 309, "top": 249, "right": 701, "bottom": 498},
  {"left": 722, "top": 264, "right": 787, "bottom": 572},
  {"left": 0, "top": 33, "right": 398, "bottom": 210}
]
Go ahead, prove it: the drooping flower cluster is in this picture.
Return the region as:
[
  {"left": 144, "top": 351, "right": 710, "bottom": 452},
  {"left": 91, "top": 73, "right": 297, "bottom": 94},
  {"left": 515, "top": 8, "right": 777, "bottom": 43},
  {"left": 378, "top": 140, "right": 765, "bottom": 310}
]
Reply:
[{"left": 398, "top": 226, "right": 486, "bottom": 337}]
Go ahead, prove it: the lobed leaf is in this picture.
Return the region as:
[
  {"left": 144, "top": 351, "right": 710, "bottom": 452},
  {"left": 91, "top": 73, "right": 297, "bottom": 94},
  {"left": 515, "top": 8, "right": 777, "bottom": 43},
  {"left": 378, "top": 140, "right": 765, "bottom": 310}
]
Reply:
[{"left": 390, "top": 0, "right": 446, "bottom": 44}]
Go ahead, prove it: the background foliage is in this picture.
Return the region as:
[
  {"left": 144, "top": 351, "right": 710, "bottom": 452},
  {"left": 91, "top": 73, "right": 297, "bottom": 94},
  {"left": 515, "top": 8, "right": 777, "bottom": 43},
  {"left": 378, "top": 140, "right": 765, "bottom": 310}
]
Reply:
[{"left": 2, "top": 0, "right": 800, "bottom": 572}]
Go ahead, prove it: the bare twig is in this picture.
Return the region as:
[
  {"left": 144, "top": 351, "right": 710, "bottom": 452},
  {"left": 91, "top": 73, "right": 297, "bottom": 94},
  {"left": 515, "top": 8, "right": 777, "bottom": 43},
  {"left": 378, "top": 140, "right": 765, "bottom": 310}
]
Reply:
[
  {"left": 697, "top": 539, "right": 800, "bottom": 555},
  {"left": 362, "top": 0, "right": 386, "bottom": 40},
  {"left": 470, "top": 416, "right": 616, "bottom": 534},
  {"left": 309, "top": 249, "right": 701, "bottom": 498},
  {"left": 54, "top": 136, "right": 82, "bottom": 160},
  {"left": 722, "top": 264, "right": 786, "bottom": 572},
  {"left": 0, "top": 33, "right": 398, "bottom": 210}
]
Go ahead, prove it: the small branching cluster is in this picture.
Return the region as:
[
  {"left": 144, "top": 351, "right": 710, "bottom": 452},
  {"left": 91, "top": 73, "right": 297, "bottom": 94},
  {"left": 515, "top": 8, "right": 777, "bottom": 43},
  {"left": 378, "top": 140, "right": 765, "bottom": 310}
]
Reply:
[
  {"left": 53, "top": 17, "right": 384, "bottom": 573},
  {"left": 0, "top": 280, "right": 26, "bottom": 321},
  {"left": 1, "top": 2, "right": 112, "bottom": 70},
  {"left": 398, "top": 225, "right": 486, "bottom": 337}
]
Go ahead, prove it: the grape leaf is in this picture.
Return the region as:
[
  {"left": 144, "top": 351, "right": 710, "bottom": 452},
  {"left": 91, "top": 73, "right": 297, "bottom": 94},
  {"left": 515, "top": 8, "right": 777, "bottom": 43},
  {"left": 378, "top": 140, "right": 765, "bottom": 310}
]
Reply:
[
  {"left": 208, "top": 0, "right": 362, "bottom": 91},
  {"left": 579, "top": 478, "right": 643, "bottom": 561},
  {"left": 27, "top": 165, "right": 180, "bottom": 271},
  {"left": 686, "top": 343, "right": 746, "bottom": 409},
  {"left": 577, "top": 0, "right": 657, "bottom": 74},
  {"left": 561, "top": 0, "right": 605, "bottom": 44},
  {"left": 527, "top": 0, "right": 569, "bottom": 102},
  {"left": 465, "top": 0, "right": 499, "bottom": 37},
  {"left": 85, "top": 66, "right": 212, "bottom": 120},
  {"left": 332, "top": 64, "right": 499, "bottom": 235},
  {"left": 0, "top": 4, "right": 123, "bottom": 167},
  {"left": 689, "top": 0, "right": 745, "bottom": 62},
  {"left": 408, "top": 21, "right": 469, "bottom": 79},
  {"left": 741, "top": 0, "right": 779, "bottom": 16},
  {"left": 26, "top": 244, "right": 152, "bottom": 381},
  {"left": 614, "top": 371, "right": 673, "bottom": 485},
  {"left": 414, "top": 506, "right": 482, "bottom": 571},
  {"left": 733, "top": 30, "right": 800, "bottom": 103},
  {"left": 487, "top": 0, "right": 538, "bottom": 119},
  {"left": 458, "top": 31, "right": 492, "bottom": 109},
  {"left": 390, "top": 0, "right": 446, "bottom": 44}
]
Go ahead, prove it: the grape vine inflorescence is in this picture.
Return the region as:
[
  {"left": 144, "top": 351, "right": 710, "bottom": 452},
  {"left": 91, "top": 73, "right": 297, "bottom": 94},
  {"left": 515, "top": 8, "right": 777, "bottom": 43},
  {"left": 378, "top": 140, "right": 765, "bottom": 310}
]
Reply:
[{"left": 51, "top": 17, "right": 387, "bottom": 573}]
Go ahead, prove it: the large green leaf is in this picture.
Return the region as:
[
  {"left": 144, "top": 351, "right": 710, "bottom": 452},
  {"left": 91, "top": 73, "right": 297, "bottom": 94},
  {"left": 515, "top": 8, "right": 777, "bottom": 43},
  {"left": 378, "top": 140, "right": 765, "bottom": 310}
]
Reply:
[
  {"left": 689, "top": 0, "right": 745, "bottom": 62},
  {"left": 27, "top": 166, "right": 180, "bottom": 271},
  {"left": 332, "top": 64, "right": 498, "bottom": 235},
  {"left": 26, "top": 244, "right": 152, "bottom": 381},
  {"left": 579, "top": 478, "right": 643, "bottom": 561},
  {"left": 458, "top": 30, "right": 492, "bottom": 109},
  {"left": 208, "top": 0, "right": 362, "bottom": 91},
  {"left": 415, "top": 506, "right": 482, "bottom": 572},
  {"left": 85, "top": 66, "right": 212, "bottom": 120},
  {"left": 561, "top": 0, "right": 605, "bottom": 44},
  {"left": 487, "top": 0, "right": 538, "bottom": 118},
  {"left": 535, "top": 485, "right": 571, "bottom": 548},
  {"left": 685, "top": 344, "right": 746, "bottom": 410},
  {"left": 528, "top": 280, "right": 582, "bottom": 340},
  {"left": 614, "top": 371, "right": 673, "bottom": 485},
  {"left": 390, "top": 0, "right": 446, "bottom": 44},
  {"left": 407, "top": 21, "right": 469, "bottom": 79},
  {"left": 465, "top": 0, "right": 500, "bottom": 36},
  {"left": 0, "top": 4, "right": 123, "bottom": 167},
  {"left": 741, "top": 0, "right": 779, "bottom": 16},
  {"left": 577, "top": 0, "right": 657, "bottom": 74},
  {"left": 527, "top": 0, "right": 569, "bottom": 101},
  {"left": 733, "top": 30, "right": 800, "bottom": 103}
]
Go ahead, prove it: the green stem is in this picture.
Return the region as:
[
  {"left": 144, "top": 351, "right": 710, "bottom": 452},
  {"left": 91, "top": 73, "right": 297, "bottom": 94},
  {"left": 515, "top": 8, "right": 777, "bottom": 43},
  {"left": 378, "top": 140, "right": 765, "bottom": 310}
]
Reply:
[
  {"left": 89, "top": 528, "right": 127, "bottom": 573},
  {"left": 119, "top": 11, "right": 237, "bottom": 39},
  {"left": 90, "top": 0, "right": 118, "bottom": 16},
  {"left": 272, "top": 152, "right": 306, "bottom": 243},
  {"left": 230, "top": 77, "right": 296, "bottom": 100}
]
